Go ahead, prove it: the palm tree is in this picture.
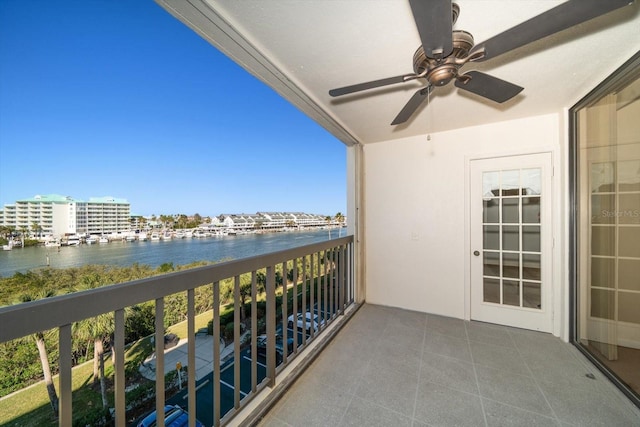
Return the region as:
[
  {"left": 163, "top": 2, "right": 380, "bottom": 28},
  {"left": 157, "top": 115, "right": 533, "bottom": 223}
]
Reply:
[
  {"left": 74, "top": 279, "right": 114, "bottom": 408},
  {"left": 16, "top": 290, "right": 59, "bottom": 417},
  {"left": 334, "top": 212, "right": 345, "bottom": 224}
]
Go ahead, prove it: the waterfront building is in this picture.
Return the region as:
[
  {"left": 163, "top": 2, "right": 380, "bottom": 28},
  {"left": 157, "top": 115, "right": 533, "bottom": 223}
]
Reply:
[{"left": 0, "top": 194, "right": 130, "bottom": 238}]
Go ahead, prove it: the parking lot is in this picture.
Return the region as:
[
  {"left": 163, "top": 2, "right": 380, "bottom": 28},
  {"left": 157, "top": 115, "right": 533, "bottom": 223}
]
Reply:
[{"left": 165, "top": 307, "right": 326, "bottom": 426}]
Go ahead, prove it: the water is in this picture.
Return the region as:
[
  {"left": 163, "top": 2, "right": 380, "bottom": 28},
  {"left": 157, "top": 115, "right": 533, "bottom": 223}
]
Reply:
[{"left": 0, "top": 229, "right": 344, "bottom": 277}]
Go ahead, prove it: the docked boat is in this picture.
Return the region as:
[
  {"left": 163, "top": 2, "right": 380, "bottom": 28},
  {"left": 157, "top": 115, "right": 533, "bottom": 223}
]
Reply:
[
  {"left": 2, "top": 243, "right": 12, "bottom": 251},
  {"left": 45, "top": 240, "right": 61, "bottom": 248},
  {"left": 85, "top": 236, "right": 98, "bottom": 244},
  {"left": 98, "top": 237, "right": 109, "bottom": 244},
  {"left": 150, "top": 233, "right": 160, "bottom": 241}
]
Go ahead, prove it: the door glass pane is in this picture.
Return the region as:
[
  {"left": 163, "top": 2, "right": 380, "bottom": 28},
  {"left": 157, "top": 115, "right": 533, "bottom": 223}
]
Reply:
[
  {"left": 591, "top": 162, "right": 615, "bottom": 193},
  {"left": 619, "top": 259, "right": 640, "bottom": 291},
  {"left": 591, "top": 226, "right": 615, "bottom": 256},
  {"left": 618, "top": 160, "right": 640, "bottom": 192},
  {"left": 591, "top": 257, "right": 615, "bottom": 288},
  {"left": 501, "top": 170, "right": 520, "bottom": 195},
  {"left": 590, "top": 288, "right": 615, "bottom": 319},
  {"left": 483, "top": 171, "right": 500, "bottom": 197},
  {"left": 521, "top": 168, "right": 541, "bottom": 195},
  {"left": 483, "top": 278, "right": 500, "bottom": 304},
  {"left": 618, "top": 193, "right": 640, "bottom": 224},
  {"left": 502, "top": 225, "right": 519, "bottom": 251},
  {"left": 591, "top": 194, "right": 615, "bottom": 224},
  {"left": 522, "top": 197, "right": 540, "bottom": 223},
  {"left": 483, "top": 198, "right": 499, "bottom": 223},
  {"left": 483, "top": 251, "right": 500, "bottom": 277},
  {"left": 522, "top": 254, "right": 541, "bottom": 280},
  {"left": 619, "top": 227, "right": 640, "bottom": 258},
  {"left": 502, "top": 198, "right": 519, "bottom": 223},
  {"left": 502, "top": 253, "right": 519, "bottom": 278},
  {"left": 503, "top": 280, "right": 520, "bottom": 306},
  {"left": 483, "top": 225, "right": 500, "bottom": 250},
  {"left": 522, "top": 226, "right": 540, "bottom": 252},
  {"left": 523, "top": 282, "right": 541, "bottom": 309}
]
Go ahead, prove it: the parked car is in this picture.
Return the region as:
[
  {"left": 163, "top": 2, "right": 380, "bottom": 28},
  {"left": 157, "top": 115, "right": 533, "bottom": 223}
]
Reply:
[
  {"left": 137, "top": 404, "right": 204, "bottom": 427},
  {"left": 251, "top": 334, "right": 295, "bottom": 364},
  {"left": 287, "top": 311, "right": 324, "bottom": 332}
]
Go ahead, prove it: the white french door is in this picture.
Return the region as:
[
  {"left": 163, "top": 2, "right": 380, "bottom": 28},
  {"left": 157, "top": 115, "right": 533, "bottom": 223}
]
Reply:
[{"left": 470, "top": 153, "right": 553, "bottom": 332}]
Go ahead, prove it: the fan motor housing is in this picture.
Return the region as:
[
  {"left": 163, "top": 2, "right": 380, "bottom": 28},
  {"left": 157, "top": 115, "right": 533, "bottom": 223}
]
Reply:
[{"left": 413, "top": 30, "right": 475, "bottom": 86}]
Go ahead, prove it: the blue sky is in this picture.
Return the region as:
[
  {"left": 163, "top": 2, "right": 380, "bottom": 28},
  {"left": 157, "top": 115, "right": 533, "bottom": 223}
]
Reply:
[{"left": 0, "top": 1, "right": 346, "bottom": 217}]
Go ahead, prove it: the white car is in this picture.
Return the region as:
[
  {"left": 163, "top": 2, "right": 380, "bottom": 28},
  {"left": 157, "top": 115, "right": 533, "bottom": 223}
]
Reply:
[{"left": 287, "top": 312, "right": 323, "bottom": 332}]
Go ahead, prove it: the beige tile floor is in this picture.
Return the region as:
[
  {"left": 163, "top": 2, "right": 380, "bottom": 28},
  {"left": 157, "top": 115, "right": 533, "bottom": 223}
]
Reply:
[{"left": 258, "top": 304, "right": 640, "bottom": 427}]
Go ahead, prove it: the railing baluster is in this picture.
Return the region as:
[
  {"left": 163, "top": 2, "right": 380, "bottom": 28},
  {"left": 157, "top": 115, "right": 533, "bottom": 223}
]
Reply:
[
  {"left": 340, "top": 244, "right": 345, "bottom": 315},
  {"left": 292, "top": 258, "right": 298, "bottom": 354},
  {"left": 155, "top": 297, "right": 165, "bottom": 427},
  {"left": 187, "top": 289, "right": 196, "bottom": 427},
  {"left": 281, "top": 261, "right": 288, "bottom": 364},
  {"left": 59, "top": 324, "right": 72, "bottom": 427},
  {"left": 316, "top": 252, "right": 322, "bottom": 332},
  {"left": 309, "top": 253, "right": 315, "bottom": 339},
  {"left": 233, "top": 275, "right": 241, "bottom": 409},
  {"left": 329, "top": 248, "right": 335, "bottom": 321},
  {"left": 213, "top": 281, "right": 221, "bottom": 427},
  {"left": 323, "top": 249, "right": 328, "bottom": 327},
  {"left": 251, "top": 271, "right": 257, "bottom": 392},
  {"left": 301, "top": 255, "right": 307, "bottom": 346},
  {"left": 266, "top": 265, "right": 276, "bottom": 387},
  {"left": 114, "top": 308, "right": 125, "bottom": 426}
]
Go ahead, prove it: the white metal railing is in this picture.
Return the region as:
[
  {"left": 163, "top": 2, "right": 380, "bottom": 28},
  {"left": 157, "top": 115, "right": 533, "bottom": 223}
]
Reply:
[{"left": 0, "top": 235, "right": 354, "bottom": 427}]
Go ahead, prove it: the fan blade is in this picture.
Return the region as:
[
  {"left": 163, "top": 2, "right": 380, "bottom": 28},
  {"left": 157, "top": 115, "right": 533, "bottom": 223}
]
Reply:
[
  {"left": 472, "top": 0, "right": 634, "bottom": 62},
  {"left": 391, "top": 86, "right": 431, "bottom": 125},
  {"left": 455, "top": 71, "right": 523, "bottom": 103},
  {"left": 409, "top": 0, "right": 453, "bottom": 59},
  {"left": 329, "top": 75, "right": 411, "bottom": 97}
]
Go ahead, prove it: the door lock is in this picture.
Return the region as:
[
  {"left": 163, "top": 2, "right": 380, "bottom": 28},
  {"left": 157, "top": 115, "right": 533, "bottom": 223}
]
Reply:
[{"left": 473, "top": 250, "right": 480, "bottom": 256}]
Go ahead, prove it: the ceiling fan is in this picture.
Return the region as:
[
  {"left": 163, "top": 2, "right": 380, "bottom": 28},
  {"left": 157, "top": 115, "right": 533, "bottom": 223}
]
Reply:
[{"left": 328, "top": 0, "right": 635, "bottom": 125}]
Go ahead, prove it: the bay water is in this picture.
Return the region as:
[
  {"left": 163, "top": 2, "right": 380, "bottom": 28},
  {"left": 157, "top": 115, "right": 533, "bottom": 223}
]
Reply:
[{"left": 0, "top": 229, "right": 344, "bottom": 278}]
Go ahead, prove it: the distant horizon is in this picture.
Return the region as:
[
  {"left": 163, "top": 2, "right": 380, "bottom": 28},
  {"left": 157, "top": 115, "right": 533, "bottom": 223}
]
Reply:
[{"left": 0, "top": 1, "right": 346, "bottom": 216}]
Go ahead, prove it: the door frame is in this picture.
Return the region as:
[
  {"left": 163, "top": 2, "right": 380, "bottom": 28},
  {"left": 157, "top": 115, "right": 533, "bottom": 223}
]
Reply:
[{"left": 464, "top": 148, "right": 563, "bottom": 337}]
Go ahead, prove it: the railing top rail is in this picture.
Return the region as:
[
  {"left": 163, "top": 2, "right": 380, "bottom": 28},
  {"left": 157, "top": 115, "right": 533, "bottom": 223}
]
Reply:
[{"left": 0, "top": 235, "right": 353, "bottom": 342}]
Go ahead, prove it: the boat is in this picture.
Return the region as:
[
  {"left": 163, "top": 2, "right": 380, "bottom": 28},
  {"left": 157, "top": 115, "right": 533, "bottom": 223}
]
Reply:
[
  {"left": 86, "top": 236, "right": 97, "bottom": 244},
  {"left": 138, "top": 232, "right": 148, "bottom": 242},
  {"left": 45, "top": 240, "right": 61, "bottom": 248},
  {"left": 2, "top": 243, "right": 12, "bottom": 251},
  {"left": 150, "top": 233, "right": 160, "bottom": 241},
  {"left": 98, "top": 236, "right": 109, "bottom": 244}
]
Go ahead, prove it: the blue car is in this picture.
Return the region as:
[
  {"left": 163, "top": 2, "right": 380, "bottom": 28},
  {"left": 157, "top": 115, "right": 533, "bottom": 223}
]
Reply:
[{"left": 137, "top": 405, "right": 204, "bottom": 427}]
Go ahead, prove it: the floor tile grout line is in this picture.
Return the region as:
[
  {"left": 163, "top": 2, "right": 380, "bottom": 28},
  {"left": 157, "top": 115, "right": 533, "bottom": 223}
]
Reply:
[
  {"left": 411, "top": 314, "right": 429, "bottom": 422},
  {"left": 464, "top": 320, "right": 489, "bottom": 427},
  {"left": 507, "top": 328, "right": 562, "bottom": 425}
]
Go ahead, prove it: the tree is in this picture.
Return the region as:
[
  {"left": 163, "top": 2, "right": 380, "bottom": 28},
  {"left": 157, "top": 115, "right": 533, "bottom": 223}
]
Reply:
[
  {"left": 238, "top": 274, "right": 252, "bottom": 323},
  {"left": 335, "top": 212, "right": 345, "bottom": 224},
  {"left": 16, "top": 290, "right": 59, "bottom": 417},
  {"left": 73, "top": 280, "right": 114, "bottom": 408}
]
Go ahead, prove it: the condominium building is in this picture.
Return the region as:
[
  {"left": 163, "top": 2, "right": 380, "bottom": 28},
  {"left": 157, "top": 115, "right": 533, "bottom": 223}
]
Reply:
[{"left": 0, "top": 194, "right": 130, "bottom": 237}]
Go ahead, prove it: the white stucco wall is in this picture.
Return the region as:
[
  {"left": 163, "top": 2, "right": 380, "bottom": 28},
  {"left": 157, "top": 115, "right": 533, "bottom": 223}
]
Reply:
[{"left": 363, "top": 113, "right": 563, "bottom": 322}]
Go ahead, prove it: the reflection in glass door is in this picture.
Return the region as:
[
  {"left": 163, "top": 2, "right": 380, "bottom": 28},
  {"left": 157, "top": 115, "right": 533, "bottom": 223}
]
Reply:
[
  {"left": 574, "top": 55, "right": 640, "bottom": 402},
  {"left": 471, "top": 153, "right": 553, "bottom": 332}
]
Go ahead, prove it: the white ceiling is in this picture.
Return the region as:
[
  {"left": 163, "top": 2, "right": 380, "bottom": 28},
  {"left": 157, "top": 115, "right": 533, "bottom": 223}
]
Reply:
[{"left": 158, "top": 0, "right": 640, "bottom": 145}]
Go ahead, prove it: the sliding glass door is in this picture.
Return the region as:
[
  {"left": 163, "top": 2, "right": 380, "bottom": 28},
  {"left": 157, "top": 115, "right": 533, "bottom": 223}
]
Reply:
[{"left": 574, "top": 53, "right": 640, "bottom": 404}]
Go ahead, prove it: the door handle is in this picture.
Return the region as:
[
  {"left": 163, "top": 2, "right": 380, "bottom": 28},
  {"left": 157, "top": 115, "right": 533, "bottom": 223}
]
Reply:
[{"left": 473, "top": 250, "right": 480, "bottom": 256}]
